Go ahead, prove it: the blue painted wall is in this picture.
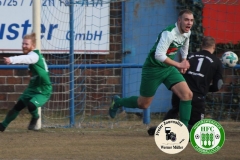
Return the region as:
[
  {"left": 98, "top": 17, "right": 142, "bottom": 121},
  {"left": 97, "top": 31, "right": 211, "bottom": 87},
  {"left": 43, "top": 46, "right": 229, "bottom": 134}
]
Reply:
[{"left": 122, "top": 0, "right": 178, "bottom": 113}]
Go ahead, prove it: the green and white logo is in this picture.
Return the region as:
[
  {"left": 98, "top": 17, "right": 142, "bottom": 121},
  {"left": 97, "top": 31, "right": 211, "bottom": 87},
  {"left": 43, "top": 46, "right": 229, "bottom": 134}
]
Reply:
[{"left": 190, "top": 119, "right": 225, "bottom": 154}]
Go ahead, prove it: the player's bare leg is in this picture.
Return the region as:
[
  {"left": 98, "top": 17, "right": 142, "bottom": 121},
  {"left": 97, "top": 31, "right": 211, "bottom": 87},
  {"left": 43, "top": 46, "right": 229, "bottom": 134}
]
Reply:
[
  {"left": 137, "top": 96, "right": 154, "bottom": 109},
  {"left": 171, "top": 81, "right": 192, "bottom": 126},
  {"left": 171, "top": 81, "right": 192, "bottom": 101}
]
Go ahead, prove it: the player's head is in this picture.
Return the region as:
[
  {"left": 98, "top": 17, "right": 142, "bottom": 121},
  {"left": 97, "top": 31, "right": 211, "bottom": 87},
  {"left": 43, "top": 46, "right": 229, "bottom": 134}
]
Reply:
[
  {"left": 22, "top": 33, "right": 36, "bottom": 54},
  {"left": 201, "top": 36, "right": 216, "bottom": 53},
  {"left": 177, "top": 9, "right": 194, "bottom": 34}
]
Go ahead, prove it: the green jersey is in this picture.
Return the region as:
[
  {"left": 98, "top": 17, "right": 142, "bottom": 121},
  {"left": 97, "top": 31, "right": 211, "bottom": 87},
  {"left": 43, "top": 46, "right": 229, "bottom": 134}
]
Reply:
[
  {"left": 28, "top": 49, "right": 52, "bottom": 95},
  {"left": 145, "top": 23, "right": 191, "bottom": 68}
]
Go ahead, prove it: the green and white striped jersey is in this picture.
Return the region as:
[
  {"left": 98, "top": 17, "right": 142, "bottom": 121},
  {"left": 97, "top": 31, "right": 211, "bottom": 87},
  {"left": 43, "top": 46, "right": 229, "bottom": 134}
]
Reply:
[{"left": 145, "top": 23, "right": 191, "bottom": 68}]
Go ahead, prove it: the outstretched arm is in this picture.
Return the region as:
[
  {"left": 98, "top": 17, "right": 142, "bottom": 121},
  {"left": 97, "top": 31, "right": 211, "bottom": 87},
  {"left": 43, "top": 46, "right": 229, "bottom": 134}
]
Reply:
[{"left": 4, "top": 51, "right": 39, "bottom": 65}]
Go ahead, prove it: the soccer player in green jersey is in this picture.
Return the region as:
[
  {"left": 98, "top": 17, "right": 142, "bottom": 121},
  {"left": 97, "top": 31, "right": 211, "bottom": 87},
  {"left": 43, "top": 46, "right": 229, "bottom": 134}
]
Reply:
[
  {"left": 0, "top": 33, "right": 52, "bottom": 132},
  {"left": 109, "top": 9, "right": 194, "bottom": 127},
  {"left": 147, "top": 36, "right": 223, "bottom": 135}
]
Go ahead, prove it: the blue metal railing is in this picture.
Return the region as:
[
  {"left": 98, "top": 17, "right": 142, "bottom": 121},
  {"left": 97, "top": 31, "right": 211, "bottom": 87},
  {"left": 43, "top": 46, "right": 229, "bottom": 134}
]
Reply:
[
  {"left": 0, "top": 63, "right": 239, "bottom": 125},
  {"left": 0, "top": 64, "right": 143, "bottom": 69}
]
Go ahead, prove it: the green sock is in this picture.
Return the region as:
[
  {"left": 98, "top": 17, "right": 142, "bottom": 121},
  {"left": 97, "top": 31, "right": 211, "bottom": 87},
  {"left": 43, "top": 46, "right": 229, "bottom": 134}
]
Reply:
[
  {"left": 115, "top": 96, "right": 139, "bottom": 108},
  {"left": 179, "top": 100, "right": 192, "bottom": 127},
  {"left": 30, "top": 108, "right": 39, "bottom": 119},
  {"left": 2, "top": 109, "right": 20, "bottom": 128}
]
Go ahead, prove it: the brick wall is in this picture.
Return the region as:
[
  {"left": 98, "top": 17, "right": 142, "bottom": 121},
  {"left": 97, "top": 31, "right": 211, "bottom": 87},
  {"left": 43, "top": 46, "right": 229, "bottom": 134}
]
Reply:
[
  {"left": 0, "top": 2, "right": 123, "bottom": 115},
  {"left": 0, "top": 67, "right": 30, "bottom": 110}
]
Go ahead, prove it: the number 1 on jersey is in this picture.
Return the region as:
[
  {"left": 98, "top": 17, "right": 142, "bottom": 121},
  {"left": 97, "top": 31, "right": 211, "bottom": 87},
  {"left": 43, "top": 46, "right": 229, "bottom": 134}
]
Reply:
[{"left": 196, "top": 58, "right": 204, "bottom": 72}]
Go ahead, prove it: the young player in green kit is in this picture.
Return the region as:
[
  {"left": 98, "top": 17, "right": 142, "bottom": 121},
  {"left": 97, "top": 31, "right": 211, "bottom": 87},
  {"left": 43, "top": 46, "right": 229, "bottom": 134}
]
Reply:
[
  {"left": 109, "top": 9, "right": 194, "bottom": 127},
  {"left": 147, "top": 36, "right": 223, "bottom": 135},
  {"left": 0, "top": 33, "right": 52, "bottom": 132}
]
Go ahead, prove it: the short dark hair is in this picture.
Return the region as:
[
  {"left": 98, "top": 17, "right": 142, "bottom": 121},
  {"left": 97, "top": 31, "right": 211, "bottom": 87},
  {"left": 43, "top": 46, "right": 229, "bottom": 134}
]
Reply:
[
  {"left": 202, "top": 36, "right": 216, "bottom": 48},
  {"left": 178, "top": 9, "right": 193, "bottom": 17}
]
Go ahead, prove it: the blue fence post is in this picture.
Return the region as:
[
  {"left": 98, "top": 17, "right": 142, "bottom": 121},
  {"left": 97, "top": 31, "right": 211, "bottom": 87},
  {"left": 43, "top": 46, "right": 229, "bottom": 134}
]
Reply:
[
  {"left": 69, "top": 0, "right": 75, "bottom": 127},
  {"left": 143, "top": 108, "right": 150, "bottom": 125}
]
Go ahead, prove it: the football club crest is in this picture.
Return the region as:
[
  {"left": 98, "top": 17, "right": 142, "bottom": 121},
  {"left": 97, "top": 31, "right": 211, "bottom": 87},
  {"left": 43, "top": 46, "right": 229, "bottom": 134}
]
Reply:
[{"left": 190, "top": 119, "right": 225, "bottom": 154}]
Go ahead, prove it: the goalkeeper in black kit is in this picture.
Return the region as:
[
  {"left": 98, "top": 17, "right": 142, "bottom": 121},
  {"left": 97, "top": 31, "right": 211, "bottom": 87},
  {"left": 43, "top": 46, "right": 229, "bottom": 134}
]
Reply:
[{"left": 148, "top": 36, "right": 223, "bottom": 135}]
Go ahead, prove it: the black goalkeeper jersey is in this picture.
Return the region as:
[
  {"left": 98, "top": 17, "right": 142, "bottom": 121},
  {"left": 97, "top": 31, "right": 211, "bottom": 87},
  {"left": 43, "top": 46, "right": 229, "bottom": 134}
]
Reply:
[{"left": 184, "top": 50, "right": 223, "bottom": 96}]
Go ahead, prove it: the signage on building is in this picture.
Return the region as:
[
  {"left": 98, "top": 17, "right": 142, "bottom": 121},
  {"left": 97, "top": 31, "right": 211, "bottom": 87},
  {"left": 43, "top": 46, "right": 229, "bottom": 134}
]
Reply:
[{"left": 0, "top": 0, "right": 109, "bottom": 54}]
